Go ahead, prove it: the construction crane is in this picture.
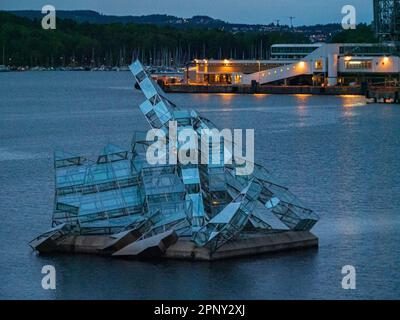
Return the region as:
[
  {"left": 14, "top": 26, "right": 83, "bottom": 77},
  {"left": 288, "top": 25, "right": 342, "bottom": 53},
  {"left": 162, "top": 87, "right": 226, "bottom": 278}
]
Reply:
[
  {"left": 373, "top": 0, "right": 400, "bottom": 42},
  {"left": 287, "top": 16, "right": 296, "bottom": 28}
]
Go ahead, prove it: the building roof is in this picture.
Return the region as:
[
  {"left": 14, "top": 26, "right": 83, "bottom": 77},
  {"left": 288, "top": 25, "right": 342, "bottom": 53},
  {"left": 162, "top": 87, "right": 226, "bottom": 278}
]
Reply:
[{"left": 271, "top": 43, "right": 324, "bottom": 48}]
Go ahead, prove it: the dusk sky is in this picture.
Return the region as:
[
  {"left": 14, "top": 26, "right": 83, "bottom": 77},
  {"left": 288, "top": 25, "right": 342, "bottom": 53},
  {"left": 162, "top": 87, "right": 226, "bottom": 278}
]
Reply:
[{"left": 0, "top": 0, "right": 373, "bottom": 26}]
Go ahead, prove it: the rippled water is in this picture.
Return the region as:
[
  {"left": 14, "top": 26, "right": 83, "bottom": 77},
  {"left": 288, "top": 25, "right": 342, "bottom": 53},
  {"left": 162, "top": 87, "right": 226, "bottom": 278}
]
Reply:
[{"left": 0, "top": 71, "right": 399, "bottom": 300}]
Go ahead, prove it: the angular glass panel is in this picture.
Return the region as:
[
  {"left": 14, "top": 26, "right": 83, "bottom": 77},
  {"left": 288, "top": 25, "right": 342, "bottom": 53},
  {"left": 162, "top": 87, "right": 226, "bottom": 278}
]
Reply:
[
  {"left": 182, "top": 168, "right": 200, "bottom": 185},
  {"left": 136, "top": 70, "right": 146, "bottom": 82},
  {"left": 139, "top": 100, "right": 153, "bottom": 116},
  {"left": 129, "top": 61, "right": 144, "bottom": 76},
  {"left": 140, "top": 78, "right": 158, "bottom": 99},
  {"left": 149, "top": 94, "right": 161, "bottom": 106}
]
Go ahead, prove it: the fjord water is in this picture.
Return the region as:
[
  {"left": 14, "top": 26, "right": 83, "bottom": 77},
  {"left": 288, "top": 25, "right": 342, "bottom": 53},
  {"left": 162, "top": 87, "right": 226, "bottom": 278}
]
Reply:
[{"left": 0, "top": 71, "right": 399, "bottom": 300}]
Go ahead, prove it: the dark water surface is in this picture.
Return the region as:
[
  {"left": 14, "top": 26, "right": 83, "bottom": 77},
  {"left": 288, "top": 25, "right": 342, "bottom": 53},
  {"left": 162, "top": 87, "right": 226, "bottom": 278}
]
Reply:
[{"left": 0, "top": 71, "right": 399, "bottom": 299}]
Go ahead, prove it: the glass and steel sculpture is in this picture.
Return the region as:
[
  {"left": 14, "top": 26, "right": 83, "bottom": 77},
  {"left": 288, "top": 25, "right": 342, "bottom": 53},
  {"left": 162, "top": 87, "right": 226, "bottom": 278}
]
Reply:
[{"left": 30, "top": 60, "right": 319, "bottom": 255}]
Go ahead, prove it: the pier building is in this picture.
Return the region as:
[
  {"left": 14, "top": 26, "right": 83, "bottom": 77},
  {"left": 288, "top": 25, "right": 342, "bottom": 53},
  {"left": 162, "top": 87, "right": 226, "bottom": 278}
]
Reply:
[{"left": 186, "top": 43, "right": 399, "bottom": 87}]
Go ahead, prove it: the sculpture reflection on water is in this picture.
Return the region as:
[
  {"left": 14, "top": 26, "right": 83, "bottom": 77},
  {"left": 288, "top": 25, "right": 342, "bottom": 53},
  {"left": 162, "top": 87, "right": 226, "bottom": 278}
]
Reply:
[{"left": 30, "top": 60, "right": 319, "bottom": 258}]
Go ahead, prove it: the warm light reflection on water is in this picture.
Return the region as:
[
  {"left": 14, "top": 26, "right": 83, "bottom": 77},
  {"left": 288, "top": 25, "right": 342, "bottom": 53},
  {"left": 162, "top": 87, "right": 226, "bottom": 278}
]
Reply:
[
  {"left": 218, "top": 93, "right": 235, "bottom": 100},
  {"left": 341, "top": 95, "right": 367, "bottom": 108},
  {"left": 343, "top": 102, "right": 366, "bottom": 108},
  {"left": 293, "top": 94, "right": 312, "bottom": 99},
  {"left": 254, "top": 94, "right": 269, "bottom": 99}
]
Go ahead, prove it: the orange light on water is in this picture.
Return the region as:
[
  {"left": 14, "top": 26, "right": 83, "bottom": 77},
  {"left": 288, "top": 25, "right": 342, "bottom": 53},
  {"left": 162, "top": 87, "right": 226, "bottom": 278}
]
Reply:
[
  {"left": 294, "top": 94, "right": 312, "bottom": 97},
  {"left": 254, "top": 93, "right": 269, "bottom": 98},
  {"left": 219, "top": 93, "right": 234, "bottom": 100},
  {"left": 341, "top": 94, "right": 360, "bottom": 98}
]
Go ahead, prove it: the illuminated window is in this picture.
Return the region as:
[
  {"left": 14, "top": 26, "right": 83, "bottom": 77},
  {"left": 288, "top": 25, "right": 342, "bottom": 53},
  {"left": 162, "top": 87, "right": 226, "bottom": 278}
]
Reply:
[
  {"left": 345, "top": 60, "right": 372, "bottom": 69},
  {"left": 314, "top": 60, "right": 323, "bottom": 70}
]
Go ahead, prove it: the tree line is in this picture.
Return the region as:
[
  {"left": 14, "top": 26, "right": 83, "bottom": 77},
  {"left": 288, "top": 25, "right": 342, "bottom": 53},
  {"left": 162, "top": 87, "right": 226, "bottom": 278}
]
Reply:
[{"left": 0, "top": 12, "right": 376, "bottom": 67}]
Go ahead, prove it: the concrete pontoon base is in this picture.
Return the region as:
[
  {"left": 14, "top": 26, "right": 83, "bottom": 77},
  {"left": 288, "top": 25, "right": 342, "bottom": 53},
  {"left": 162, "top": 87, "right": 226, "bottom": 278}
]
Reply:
[
  {"left": 165, "top": 231, "right": 318, "bottom": 261},
  {"left": 34, "top": 230, "right": 318, "bottom": 260}
]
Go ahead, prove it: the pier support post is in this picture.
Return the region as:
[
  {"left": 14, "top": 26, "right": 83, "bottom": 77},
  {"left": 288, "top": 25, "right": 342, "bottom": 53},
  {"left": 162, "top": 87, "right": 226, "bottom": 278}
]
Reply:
[
  {"left": 327, "top": 54, "right": 338, "bottom": 86},
  {"left": 251, "top": 80, "right": 258, "bottom": 94}
]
